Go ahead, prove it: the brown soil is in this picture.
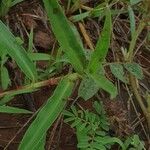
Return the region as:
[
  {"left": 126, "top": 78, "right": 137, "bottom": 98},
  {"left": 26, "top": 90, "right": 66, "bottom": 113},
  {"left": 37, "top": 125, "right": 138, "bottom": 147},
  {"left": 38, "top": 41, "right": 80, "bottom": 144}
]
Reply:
[{"left": 0, "top": 0, "right": 150, "bottom": 149}]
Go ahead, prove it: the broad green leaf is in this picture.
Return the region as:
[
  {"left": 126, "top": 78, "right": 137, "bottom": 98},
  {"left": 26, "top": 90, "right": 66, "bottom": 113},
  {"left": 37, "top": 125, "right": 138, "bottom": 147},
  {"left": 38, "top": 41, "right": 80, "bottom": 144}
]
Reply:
[
  {"left": 33, "top": 134, "right": 46, "bottom": 150},
  {"left": 124, "top": 63, "right": 143, "bottom": 79},
  {"left": 0, "top": 105, "right": 32, "bottom": 114},
  {"left": 43, "top": 0, "right": 86, "bottom": 73},
  {"left": 90, "top": 73, "right": 117, "bottom": 99},
  {"left": 88, "top": 7, "right": 112, "bottom": 73},
  {"left": 19, "top": 76, "right": 75, "bottom": 150},
  {"left": 78, "top": 76, "right": 99, "bottom": 100},
  {"left": 0, "top": 21, "right": 37, "bottom": 81},
  {"left": 1, "top": 66, "right": 10, "bottom": 90},
  {"left": 110, "top": 63, "right": 127, "bottom": 83}
]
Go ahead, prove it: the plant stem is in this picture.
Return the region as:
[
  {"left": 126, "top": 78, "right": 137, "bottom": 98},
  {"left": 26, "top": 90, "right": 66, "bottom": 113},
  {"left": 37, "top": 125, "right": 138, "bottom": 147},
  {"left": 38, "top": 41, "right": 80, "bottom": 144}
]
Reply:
[
  {"left": 0, "top": 76, "right": 61, "bottom": 98},
  {"left": 129, "top": 74, "right": 150, "bottom": 130},
  {"left": 127, "top": 20, "right": 150, "bottom": 132}
]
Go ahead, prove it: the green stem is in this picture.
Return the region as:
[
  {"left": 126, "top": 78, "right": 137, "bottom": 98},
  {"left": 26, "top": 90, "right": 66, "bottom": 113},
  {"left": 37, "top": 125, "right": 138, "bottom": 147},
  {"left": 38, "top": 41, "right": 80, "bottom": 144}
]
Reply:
[
  {"left": 0, "top": 76, "right": 61, "bottom": 98},
  {"left": 0, "top": 73, "right": 80, "bottom": 98},
  {"left": 127, "top": 20, "right": 150, "bottom": 131}
]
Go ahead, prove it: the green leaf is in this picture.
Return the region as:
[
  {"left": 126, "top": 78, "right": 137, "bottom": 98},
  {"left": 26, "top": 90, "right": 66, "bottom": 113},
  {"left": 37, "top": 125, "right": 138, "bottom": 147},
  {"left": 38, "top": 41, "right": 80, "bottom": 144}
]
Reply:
[
  {"left": 0, "top": 21, "right": 37, "bottom": 81},
  {"left": 78, "top": 76, "right": 99, "bottom": 100},
  {"left": 88, "top": 7, "right": 112, "bottom": 73},
  {"left": 130, "top": 0, "right": 141, "bottom": 5},
  {"left": 78, "top": 123, "right": 87, "bottom": 132},
  {"left": 0, "top": 0, "right": 12, "bottom": 17},
  {"left": 0, "top": 105, "right": 32, "bottom": 114},
  {"left": 110, "top": 63, "right": 127, "bottom": 83},
  {"left": 28, "top": 53, "right": 53, "bottom": 61},
  {"left": 28, "top": 27, "right": 34, "bottom": 53},
  {"left": 90, "top": 73, "right": 117, "bottom": 99},
  {"left": 19, "top": 76, "right": 75, "bottom": 150},
  {"left": 33, "top": 134, "right": 46, "bottom": 150},
  {"left": 93, "top": 101, "right": 104, "bottom": 115},
  {"left": 95, "top": 136, "right": 125, "bottom": 150},
  {"left": 1, "top": 66, "right": 10, "bottom": 90},
  {"left": 92, "top": 142, "right": 106, "bottom": 150},
  {"left": 71, "top": 118, "right": 81, "bottom": 128},
  {"left": 0, "top": 95, "right": 14, "bottom": 105},
  {"left": 128, "top": 6, "right": 135, "bottom": 38},
  {"left": 124, "top": 63, "right": 143, "bottom": 79},
  {"left": 43, "top": 0, "right": 86, "bottom": 73},
  {"left": 63, "top": 110, "right": 74, "bottom": 117}
]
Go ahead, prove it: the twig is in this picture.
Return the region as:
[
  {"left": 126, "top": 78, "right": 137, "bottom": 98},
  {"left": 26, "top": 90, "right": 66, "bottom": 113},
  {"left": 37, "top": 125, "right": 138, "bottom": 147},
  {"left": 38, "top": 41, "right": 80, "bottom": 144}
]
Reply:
[{"left": 78, "top": 22, "right": 94, "bottom": 50}]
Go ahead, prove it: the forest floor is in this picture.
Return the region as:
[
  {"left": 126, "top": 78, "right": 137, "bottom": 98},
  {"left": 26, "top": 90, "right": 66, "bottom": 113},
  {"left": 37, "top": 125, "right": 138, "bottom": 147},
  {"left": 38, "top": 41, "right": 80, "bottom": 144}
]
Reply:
[{"left": 0, "top": 0, "right": 150, "bottom": 149}]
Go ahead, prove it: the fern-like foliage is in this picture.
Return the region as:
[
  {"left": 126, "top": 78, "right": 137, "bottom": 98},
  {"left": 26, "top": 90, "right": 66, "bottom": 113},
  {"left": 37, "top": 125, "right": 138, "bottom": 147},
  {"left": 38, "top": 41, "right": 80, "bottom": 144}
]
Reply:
[{"left": 63, "top": 101, "right": 125, "bottom": 150}]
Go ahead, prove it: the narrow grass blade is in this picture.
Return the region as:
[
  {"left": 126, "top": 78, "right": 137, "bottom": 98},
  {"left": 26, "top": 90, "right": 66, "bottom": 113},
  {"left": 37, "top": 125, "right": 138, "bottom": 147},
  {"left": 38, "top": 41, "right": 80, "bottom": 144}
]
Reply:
[
  {"left": 43, "top": 0, "right": 86, "bottom": 73},
  {"left": 0, "top": 105, "right": 32, "bottom": 114},
  {"left": 28, "top": 27, "right": 34, "bottom": 53},
  {"left": 1, "top": 66, "right": 10, "bottom": 90},
  {"left": 128, "top": 5, "right": 135, "bottom": 38},
  {"left": 19, "top": 76, "right": 75, "bottom": 150},
  {"left": 0, "top": 21, "right": 37, "bottom": 81},
  {"left": 28, "top": 53, "right": 53, "bottom": 61},
  {"left": 88, "top": 7, "right": 112, "bottom": 73}
]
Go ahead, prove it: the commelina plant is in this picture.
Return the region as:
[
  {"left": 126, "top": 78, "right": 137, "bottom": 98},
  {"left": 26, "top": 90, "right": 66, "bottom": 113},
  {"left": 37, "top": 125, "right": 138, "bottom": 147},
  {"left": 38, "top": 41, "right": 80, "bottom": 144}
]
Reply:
[{"left": 0, "top": 0, "right": 149, "bottom": 149}]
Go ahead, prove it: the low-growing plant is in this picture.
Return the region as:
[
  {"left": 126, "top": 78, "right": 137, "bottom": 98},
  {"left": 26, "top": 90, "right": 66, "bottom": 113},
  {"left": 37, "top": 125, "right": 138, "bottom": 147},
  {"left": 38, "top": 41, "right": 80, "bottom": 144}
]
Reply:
[
  {"left": 0, "top": 0, "right": 149, "bottom": 149},
  {"left": 63, "top": 101, "right": 146, "bottom": 150}
]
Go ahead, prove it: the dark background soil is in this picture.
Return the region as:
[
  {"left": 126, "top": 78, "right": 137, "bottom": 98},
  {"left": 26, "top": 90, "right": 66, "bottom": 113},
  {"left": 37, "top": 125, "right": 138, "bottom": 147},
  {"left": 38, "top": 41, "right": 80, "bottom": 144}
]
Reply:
[{"left": 0, "top": 0, "right": 150, "bottom": 149}]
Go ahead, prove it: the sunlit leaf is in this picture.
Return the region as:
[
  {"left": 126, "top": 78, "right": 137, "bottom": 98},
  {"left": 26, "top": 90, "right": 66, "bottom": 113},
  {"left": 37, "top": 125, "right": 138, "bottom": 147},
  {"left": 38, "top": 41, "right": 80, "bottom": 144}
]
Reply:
[
  {"left": 0, "top": 21, "right": 37, "bottom": 81},
  {"left": 19, "top": 76, "right": 75, "bottom": 149},
  {"left": 88, "top": 7, "right": 112, "bottom": 73},
  {"left": 43, "top": 0, "right": 86, "bottom": 73}
]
